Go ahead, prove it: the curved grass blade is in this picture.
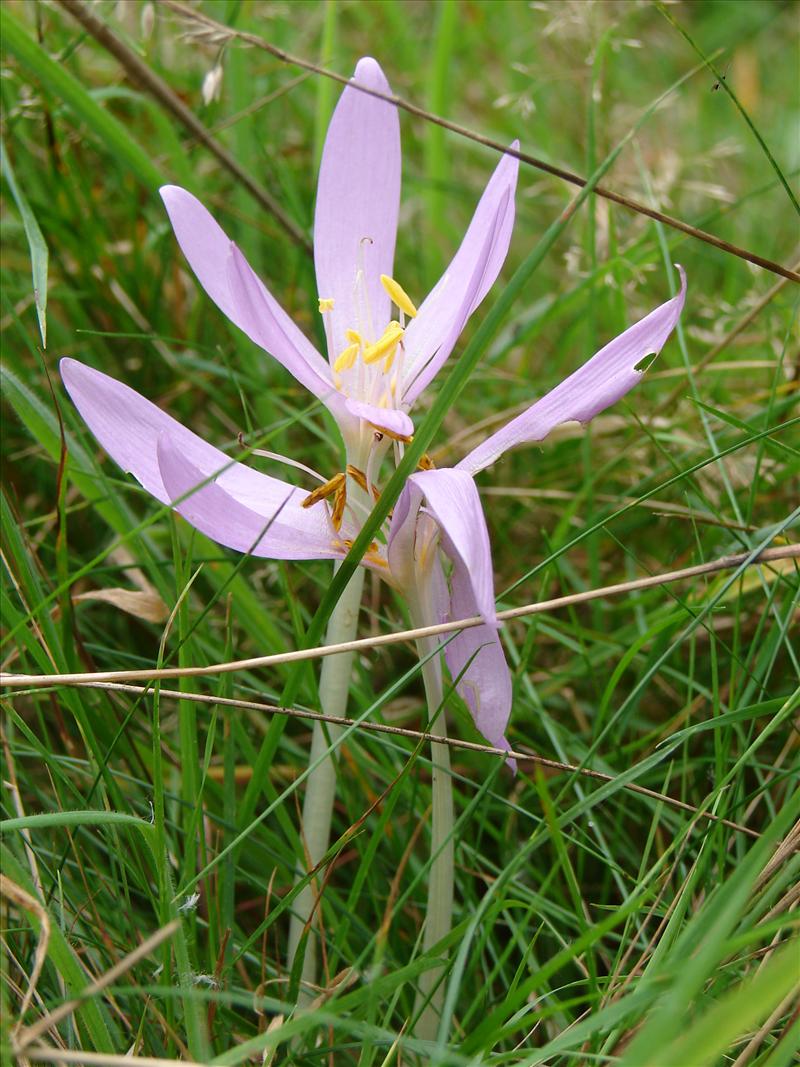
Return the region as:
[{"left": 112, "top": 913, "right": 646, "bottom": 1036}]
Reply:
[{"left": 1, "top": 139, "right": 48, "bottom": 347}]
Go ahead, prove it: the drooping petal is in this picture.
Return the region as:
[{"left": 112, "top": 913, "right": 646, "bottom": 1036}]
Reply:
[
  {"left": 344, "top": 398, "right": 413, "bottom": 440},
  {"left": 157, "top": 434, "right": 341, "bottom": 561},
  {"left": 314, "top": 58, "right": 401, "bottom": 361},
  {"left": 386, "top": 476, "right": 423, "bottom": 593},
  {"left": 388, "top": 469, "right": 515, "bottom": 762},
  {"left": 160, "top": 186, "right": 333, "bottom": 399},
  {"left": 60, "top": 359, "right": 340, "bottom": 559},
  {"left": 401, "top": 147, "right": 519, "bottom": 403},
  {"left": 459, "top": 267, "right": 687, "bottom": 476}
]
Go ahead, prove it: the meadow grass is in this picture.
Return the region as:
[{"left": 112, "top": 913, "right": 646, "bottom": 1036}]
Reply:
[{"left": 1, "top": 1, "right": 798, "bottom": 1063}]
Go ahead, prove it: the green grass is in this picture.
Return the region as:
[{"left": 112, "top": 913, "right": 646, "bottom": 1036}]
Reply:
[{"left": 2, "top": 0, "right": 798, "bottom": 1064}]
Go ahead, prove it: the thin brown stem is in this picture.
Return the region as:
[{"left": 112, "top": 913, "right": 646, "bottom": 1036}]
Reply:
[
  {"left": 2, "top": 544, "right": 796, "bottom": 688},
  {"left": 160, "top": 0, "right": 799, "bottom": 283},
  {"left": 656, "top": 262, "right": 800, "bottom": 413},
  {"left": 54, "top": 0, "right": 311, "bottom": 253},
  {"left": 0, "top": 679, "right": 762, "bottom": 840}
]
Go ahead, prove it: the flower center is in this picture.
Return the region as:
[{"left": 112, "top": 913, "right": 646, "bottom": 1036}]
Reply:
[{"left": 319, "top": 270, "right": 418, "bottom": 408}]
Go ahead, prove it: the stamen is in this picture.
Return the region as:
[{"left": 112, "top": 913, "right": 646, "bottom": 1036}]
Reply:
[
  {"left": 363, "top": 321, "right": 403, "bottom": 365},
  {"left": 238, "top": 435, "right": 328, "bottom": 484},
  {"left": 331, "top": 482, "right": 347, "bottom": 531},
  {"left": 346, "top": 329, "right": 362, "bottom": 345},
  {"left": 365, "top": 433, "right": 382, "bottom": 500},
  {"left": 380, "top": 274, "right": 417, "bottom": 319},
  {"left": 334, "top": 537, "right": 388, "bottom": 568},
  {"left": 357, "top": 238, "right": 376, "bottom": 345},
  {"left": 345, "top": 465, "right": 369, "bottom": 494},
  {"left": 368, "top": 421, "right": 412, "bottom": 444},
  {"left": 333, "top": 343, "right": 359, "bottom": 373},
  {"left": 318, "top": 297, "right": 335, "bottom": 313},
  {"left": 301, "top": 471, "right": 346, "bottom": 509},
  {"left": 417, "top": 453, "right": 435, "bottom": 471}
]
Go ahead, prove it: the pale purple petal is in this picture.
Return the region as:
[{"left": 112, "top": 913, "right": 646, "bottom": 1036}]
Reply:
[
  {"left": 157, "top": 435, "right": 341, "bottom": 561},
  {"left": 60, "top": 359, "right": 339, "bottom": 559},
  {"left": 401, "top": 147, "right": 519, "bottom": 403},
  {"left": 344, "top": 398, "right": 413, "bottom": 439},
  {"left": 402, "top": 187, "right": 512, "bottom": 405},
  {"left": 444, "top": 614, "right": 515, "bottom": 769},
  {"left": 160, "top": 186, "right": 333, "bottom": 398},
  {"left": 386, "top": 477, "right": 423, "bottom": 592},
  {"left": 314, "top": 58, "right": 400, "bottom": 361},
  {"left": 404, "top": 469, "right": 515, "bottom": 763},
  {"left": 227, "top": 246, "right": 348, "bottom": 420},
  {"left": 459, "top": 267, "right": 687, "bottom": 476}
]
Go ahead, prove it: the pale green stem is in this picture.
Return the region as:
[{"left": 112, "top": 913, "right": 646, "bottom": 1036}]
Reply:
[
  {"left": 412, "top": 625, "right": 455, "bottom": 1042},
  {"left": 287, "top": 560, "right": 365, "bottom": 999}
]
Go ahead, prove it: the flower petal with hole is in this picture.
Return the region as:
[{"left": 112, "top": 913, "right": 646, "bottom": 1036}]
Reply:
[{"left": 459, "top": 267, "right": 687, "bottom": 476}]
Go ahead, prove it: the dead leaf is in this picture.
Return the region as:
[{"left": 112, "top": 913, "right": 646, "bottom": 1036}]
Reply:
[{"left": 72, "top": 587, "right": 169, "bottom": 624}]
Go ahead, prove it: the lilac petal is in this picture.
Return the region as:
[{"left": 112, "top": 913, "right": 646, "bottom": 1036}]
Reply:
[
  {"left": 402, "top": 187, "right": 512, "bottom": 406},
  {"left": 386, "top": 477, "right": 421, "bottom": 590},
  {"left": 227, "top": 246, "right": 349, "bottom": 419},
  {"left": 344, "top": 398, "right": 413, "bottom": 439},
  {"left": 157, "top": 435, "right": 341, "bottom": 561},
  {"left": 459, "top": 267, "right": 687, "bottom": 476},
  {"left": 407, "top": 469, "right": 515, "bottom": 763},
  {"left": 402, "top": 147, "right": 519, "bottom": 404},
  {"left": 314, "top": 58, "right": 400, "bottom": 361},
  {"left": 160, "top": 186, "right": 333, "bottom": 400},
  {"left": 60, "top": 359, "right": 339, "bottom": 559}
]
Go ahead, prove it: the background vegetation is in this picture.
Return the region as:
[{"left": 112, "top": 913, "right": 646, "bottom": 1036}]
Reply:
[{"left": 2, "top": 0, "right": 798, "bottom": 1063}]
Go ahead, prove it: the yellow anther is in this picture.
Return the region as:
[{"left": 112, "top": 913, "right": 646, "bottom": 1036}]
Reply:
[
  {"left": 301, "top": 471, "right": 346, "bottom": 509},
  {"left": 363, "top": 321, "right": 403, "bottom": 365},
  {"left": 331, "top": 483, "right": 347, "bottom": 531},
  {"left": 345, "top": 465, "right": 369, "bottom": 494},
  {"left": 318, "top": 297, "right": 335, "bottom": 313},
  {"left": 383, "top": 346, "right": 397, "bottom": 373},
  {"left": 345, "top": 328, "right": 362, "bottom": 345},
  {"left": 417, "top": 453, "right": 435, "bottom": 471},
  {"left": 380, "top": 274, "right": 417, "bottom": 319},
  {"left": 333, "top": 343, "right": 359, "bottom": 373}
]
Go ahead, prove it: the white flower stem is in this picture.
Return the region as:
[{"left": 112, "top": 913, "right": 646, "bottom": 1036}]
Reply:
[
  {"left": 287, "top": 562, "right": 365, "bottom": 999},
  {"left": 413, "top": 627, "right": 455, "bottom": 1042}
]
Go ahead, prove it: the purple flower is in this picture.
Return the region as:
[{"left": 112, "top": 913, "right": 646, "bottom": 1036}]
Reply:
[
  {"left": 59, "top": 54, "right": 687, "bottom": 759},
  {"left": 159, "top": 57, "right": 518, "bottom": 449},
  {"left": 386, "top": 267, "right": 686, "bottom": 765}
]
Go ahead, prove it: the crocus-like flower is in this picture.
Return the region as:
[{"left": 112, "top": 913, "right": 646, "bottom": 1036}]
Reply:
[
  {"left": 385, "top": 268, "right": 686, "bottom": 765},
  {"left": 60, "top": 268, "right": 686, "bottom": 756},
  {"left": 158, "top": 56, "right": 518, "bottom": 462}
]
